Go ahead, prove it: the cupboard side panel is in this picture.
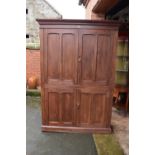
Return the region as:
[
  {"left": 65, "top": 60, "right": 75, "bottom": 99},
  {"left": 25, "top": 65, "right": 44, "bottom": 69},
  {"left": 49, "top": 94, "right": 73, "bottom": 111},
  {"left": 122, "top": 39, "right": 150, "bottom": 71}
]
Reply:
[
  {"left": 40, "top": 29, "right": 48, "bottom": 125},
  {"left": 109, "top": 31, "right": 119, "bottom": 85}
]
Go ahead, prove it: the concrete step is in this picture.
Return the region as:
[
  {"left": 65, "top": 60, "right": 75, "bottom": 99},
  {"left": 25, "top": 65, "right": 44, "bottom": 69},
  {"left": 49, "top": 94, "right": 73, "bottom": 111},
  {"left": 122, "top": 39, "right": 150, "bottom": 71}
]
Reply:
[{"left": 26, "top": 88, "right": 41, "bottom": 96}]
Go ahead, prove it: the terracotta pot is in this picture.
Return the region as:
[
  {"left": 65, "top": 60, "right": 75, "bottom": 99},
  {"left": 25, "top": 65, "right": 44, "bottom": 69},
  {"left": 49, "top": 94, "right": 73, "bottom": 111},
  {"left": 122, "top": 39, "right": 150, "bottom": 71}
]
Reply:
[{"left": 27, "top": 76, "right": 37, "bottom": 89}]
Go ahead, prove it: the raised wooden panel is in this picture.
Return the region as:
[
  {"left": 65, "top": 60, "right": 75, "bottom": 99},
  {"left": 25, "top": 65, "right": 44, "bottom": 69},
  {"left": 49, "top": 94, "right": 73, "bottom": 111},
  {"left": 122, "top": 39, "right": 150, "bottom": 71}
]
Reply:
[
  {"left": 77, "top": 87, "right": 111, "bottom": 128},
  {"left": 81, "top": 34, "right": 96, "bottom": 81},
  {"left": 79, "top": 30, "right": 112, "bottom": 85},
  {"left": 48, "top": 92, "right": 60, "bottom": 122},
  {"left": 96, "top": 35, "right": 111, "bottom": 82},
  {"left": 78, "top": 93, "right": 91, "bottom": 126},
  {"left": 47, "top": 33, "right": 60, "bottom": 79},
  {"left": 91, "top": 94, "right": 106, "bottom": 125},
  {"left": 62, "top": 34, "right": 76, "bottom": 80},
  {"left": 61, "top": 93, "right": 75, "bottom": 125},
  {"left": 47, "top": 87, "right": 75, "bottom": 126},
  {"left": 45, "top": 29, "right": 78, "bottom": 85}
]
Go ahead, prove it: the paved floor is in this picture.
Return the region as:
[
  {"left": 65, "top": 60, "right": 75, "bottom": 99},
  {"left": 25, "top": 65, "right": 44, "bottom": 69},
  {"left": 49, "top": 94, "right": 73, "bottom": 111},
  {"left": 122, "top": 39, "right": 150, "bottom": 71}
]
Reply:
[
  {"left": 111, "top": 108, "right": 129, "bottom": 155},
  {"left": 26, "top": 96, "right": 129, "bottom": 155},
  {"left": 26, "top": 96, "right": 97, "bottom": 155}
]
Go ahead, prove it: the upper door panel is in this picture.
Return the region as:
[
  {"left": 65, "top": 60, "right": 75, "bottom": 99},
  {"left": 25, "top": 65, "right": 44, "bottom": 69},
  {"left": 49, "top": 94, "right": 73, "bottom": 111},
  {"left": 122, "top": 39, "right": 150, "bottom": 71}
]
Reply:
[
  {"left": 78, "top": 29, "right": 113, "bottom": 86},
  {"left": 44, "top": 29, "right": 78, "bottom": 86}
]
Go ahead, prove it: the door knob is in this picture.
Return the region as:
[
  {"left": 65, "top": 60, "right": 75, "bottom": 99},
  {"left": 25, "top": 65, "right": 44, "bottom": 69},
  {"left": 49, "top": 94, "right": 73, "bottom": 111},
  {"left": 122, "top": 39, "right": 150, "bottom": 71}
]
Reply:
[
  {"left": 77, "top": 102, "right": 80, "bottom": 109},
  {"left": 78, "top": 57, "right": 81, "bottom": 62}
]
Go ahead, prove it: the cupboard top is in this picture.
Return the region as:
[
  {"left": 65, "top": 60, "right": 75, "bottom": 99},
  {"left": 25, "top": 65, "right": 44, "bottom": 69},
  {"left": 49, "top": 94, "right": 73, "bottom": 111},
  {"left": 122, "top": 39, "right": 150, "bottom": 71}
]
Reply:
[{"left": 36, "top": 19, "right": 120, "bottom": 28}]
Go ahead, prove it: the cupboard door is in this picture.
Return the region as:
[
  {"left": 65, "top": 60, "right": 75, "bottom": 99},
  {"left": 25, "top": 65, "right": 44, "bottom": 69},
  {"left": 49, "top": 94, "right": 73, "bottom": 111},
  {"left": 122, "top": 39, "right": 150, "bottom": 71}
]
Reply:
[
  {"left": 44, "top": 29, "right": 78, "bottom": 86},
  {"left": 44, "top": 87, "right": 76, "bottom": 126},
  {"left": 77, "top": 87, "right": 112, "bottom": 128},
  {"left": 78, "top": 29, "right": 113, "bottom": 85}
]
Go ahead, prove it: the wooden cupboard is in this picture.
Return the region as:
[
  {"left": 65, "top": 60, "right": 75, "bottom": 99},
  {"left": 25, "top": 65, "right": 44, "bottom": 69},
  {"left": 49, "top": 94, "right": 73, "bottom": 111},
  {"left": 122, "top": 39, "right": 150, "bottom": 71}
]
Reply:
[{"left": 37, "top": 19, "right": 119, "bottom": 133}]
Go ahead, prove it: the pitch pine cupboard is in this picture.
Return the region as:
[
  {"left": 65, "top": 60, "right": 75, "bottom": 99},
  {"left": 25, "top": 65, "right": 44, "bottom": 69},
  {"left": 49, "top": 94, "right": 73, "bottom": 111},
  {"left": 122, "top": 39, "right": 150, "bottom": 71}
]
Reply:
[{"left": 37, "top": 19, "right": 119, "bottom": 133}]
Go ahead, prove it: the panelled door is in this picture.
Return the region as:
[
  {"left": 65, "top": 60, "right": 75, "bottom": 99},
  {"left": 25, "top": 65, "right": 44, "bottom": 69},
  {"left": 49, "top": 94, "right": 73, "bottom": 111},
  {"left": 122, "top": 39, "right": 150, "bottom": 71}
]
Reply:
[
  {"left": 78, "top": 29, "right": 113, "bottom": 85},
  {"left": 44, "top": 87, "right": 76, "bottom": 126},
  {"left": 44, "top": 29, "right": 78, "bottom": 86},
  {"left": 77, "top": 87, "right": 112, "bottom": 128},
  {"left": 77, "top": 29, "right": 113, "bottom": 128},
  {"left": 43, "top": 29, "right": 78, "bottom": 126}
]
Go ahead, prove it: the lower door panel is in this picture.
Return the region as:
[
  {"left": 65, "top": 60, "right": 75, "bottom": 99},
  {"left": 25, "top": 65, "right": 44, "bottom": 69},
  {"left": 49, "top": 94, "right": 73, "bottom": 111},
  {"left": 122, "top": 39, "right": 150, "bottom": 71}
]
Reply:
[
  {"left": 42, "top": 86, "right": 113, "bottom": 133},
  {"left": 44, "top": 87, "right": 76, "bottom": 126},
  {"left": 77, "top": 86, "right": 112, "bottom": 128}
]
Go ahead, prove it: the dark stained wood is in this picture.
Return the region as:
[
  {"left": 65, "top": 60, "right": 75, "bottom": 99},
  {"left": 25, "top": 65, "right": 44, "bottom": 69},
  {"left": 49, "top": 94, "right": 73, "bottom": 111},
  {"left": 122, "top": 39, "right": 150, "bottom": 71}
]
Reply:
[
  {"left": 40, "top": 29, "right": 48, "bottom": 126},
  {"left": 42, "top": 125, "right": 111, "bottom": 133},
  {"left": 37, "top": 19, "right": 119, "bottom": 133},
  {"left": 37, "top": 19, "right": 120, "bottom": 27},
  {"left": 46, "top": 87, "right": 76, "bottom": 126},
  {"left": 44, "top": 29, "right": 78, "bottom": 86},
  {"left": 78, "top": 29, "right": 113, "bottom": 85}
]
